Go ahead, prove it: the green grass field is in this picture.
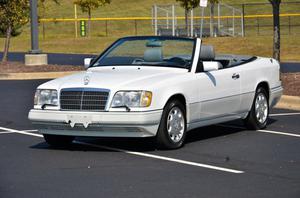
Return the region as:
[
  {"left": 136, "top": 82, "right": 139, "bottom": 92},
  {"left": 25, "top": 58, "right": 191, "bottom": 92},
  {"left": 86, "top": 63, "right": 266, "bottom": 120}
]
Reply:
[{"left": 1, "top": 0, "right": 300, "bottom": 61}]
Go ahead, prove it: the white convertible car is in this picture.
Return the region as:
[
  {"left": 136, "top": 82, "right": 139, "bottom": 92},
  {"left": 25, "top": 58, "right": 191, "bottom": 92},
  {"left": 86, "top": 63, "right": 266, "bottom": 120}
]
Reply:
[{"left": 28, "top": 36, "right": 283, "bottom": 149}]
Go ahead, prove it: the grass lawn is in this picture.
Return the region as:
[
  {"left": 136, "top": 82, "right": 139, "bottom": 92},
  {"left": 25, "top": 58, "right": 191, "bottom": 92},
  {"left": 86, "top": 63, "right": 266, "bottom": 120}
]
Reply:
[{"left": 0, "top": 0, "right": 299, "bottom": 61}]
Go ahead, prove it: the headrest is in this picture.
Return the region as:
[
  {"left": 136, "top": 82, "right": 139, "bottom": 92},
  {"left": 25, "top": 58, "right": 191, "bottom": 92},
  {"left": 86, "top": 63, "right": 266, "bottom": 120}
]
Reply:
[
  {"left": 146, "top": 40, "right": 162, "bottom": 47},
  {"left": 200, "top": 45, "right": 215, "bottom": 61},
  {"left": 144, "top": 48, "right": 163, "bottom": 62}
]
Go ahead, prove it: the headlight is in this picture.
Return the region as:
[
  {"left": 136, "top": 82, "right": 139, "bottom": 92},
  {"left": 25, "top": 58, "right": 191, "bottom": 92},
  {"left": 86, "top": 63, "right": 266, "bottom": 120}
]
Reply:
[
  {"left": 111, "top": 91, "right": 152, "bottom": 108},
  {"left": 34, "top": 89, "right": 58, "bottom": 107}
]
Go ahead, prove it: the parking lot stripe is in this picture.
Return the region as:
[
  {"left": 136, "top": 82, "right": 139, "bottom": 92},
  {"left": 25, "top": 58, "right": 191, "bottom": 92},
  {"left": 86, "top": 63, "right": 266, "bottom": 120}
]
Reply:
[
  {"left": 217, "top": 124, "right": 300, "bottom": 138},
  {"left": 258, "top": 129, "right": 300, "bottom": 138},
  {"left": 0, "top": 126, "right": 244, "bottom": 174},
  {"left": 0, "top": 127, "right": 43, "bottom": 137},
  {"left": 23, "top": 129, "right": 39, "bottom": 132},
  {"left": 0, "top": 131, "right": 15, "bottom": 134},
  {"left": 270, "top": 112, "right": 300, "bottom": 117},
  {"left": 75, "top": 141, "right": 244, "bottom": 174}
]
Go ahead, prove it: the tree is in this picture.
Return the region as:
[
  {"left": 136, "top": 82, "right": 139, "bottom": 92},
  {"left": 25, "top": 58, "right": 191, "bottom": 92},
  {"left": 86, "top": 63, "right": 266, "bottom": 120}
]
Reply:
[
  {"left": 0, "top": 0, "right": 29, "bottom": 62},
  {"left": 209, "top": 0, "right": 219, "bottom": 37},
  {"left": 176, "top": 0, "right": 199, "bottom": 36},
  {"left": 74, "top": 0, "right": 111, "bottom": 37},
  {"left": 269, "top": 0, "right": 281, "bottom": 61}
]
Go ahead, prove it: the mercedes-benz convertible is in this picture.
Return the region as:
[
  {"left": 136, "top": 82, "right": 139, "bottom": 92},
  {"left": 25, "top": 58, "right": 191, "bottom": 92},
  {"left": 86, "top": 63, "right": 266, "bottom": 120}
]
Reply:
[{"left": 28, "top": 36, "right": 283, "bottom": 149}]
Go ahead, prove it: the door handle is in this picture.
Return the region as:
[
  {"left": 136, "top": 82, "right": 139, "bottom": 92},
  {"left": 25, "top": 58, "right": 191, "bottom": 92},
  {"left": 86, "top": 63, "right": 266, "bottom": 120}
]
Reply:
[{"left": 232, "top": 73, "right": 240, "bottom": 79}]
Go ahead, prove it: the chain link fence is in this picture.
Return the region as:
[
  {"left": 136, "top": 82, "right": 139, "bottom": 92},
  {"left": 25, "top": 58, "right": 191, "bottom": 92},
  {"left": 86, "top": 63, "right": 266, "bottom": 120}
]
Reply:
[{"left": 36, "top": 2, "right": 300, "bottom": 39}]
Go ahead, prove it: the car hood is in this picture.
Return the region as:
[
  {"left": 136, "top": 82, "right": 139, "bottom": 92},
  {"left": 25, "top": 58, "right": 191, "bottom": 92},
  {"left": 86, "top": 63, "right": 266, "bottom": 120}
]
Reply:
[{"left": 38, "top": 66, "right": 188, "bottom": 91}]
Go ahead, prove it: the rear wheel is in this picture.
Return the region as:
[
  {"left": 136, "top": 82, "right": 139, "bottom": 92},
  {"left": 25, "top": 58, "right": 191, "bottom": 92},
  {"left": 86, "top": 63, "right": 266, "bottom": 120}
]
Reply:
[
  {"left": 43, "top": 134, "right": 74, "bottom": 147},
  {"left": 156, "top": 100, "right": 187, "bottom": 149},
  {"left": 244, "top": 87, "right": 269, "bottom": 130}
]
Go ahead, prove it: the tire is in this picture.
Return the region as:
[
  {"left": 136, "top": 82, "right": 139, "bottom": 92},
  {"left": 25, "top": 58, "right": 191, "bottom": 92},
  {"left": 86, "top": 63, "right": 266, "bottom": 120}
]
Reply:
[
  {"left": 43, "top": 134, "right": 74, "bottom": 147},
  {"left": 244, "top": 87, "right": 269, "bottom": 130},
  {"left": 156, "top": 100, "right": 187, "bottom": 149}
]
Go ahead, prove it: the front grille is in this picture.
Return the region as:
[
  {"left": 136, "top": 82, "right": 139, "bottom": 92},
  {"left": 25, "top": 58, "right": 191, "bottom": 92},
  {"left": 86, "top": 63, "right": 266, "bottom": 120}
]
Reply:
[{"left": 60, "top": 88, "right": 109, "bottom": 111}]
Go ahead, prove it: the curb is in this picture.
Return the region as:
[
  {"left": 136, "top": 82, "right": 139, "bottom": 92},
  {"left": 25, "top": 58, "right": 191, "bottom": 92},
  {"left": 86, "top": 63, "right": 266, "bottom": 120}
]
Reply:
[
  {"left": 275, "top": 95, "right": 300, "bottom": 111},
  {"left": 0, "top": 71, "right": 79, "bottom": 80}
]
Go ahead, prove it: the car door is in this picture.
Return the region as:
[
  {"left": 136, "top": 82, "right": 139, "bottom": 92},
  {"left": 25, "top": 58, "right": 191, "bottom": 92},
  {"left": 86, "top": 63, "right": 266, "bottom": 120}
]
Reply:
[{"left": 195, "top": 66, "right": 242, "bottom": 121}]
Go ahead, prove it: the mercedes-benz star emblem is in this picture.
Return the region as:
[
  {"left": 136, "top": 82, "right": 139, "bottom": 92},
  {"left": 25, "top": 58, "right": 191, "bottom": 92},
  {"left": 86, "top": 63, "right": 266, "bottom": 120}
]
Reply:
[{"left": 84, "top": 76, "right": 90, "bottom": 85}]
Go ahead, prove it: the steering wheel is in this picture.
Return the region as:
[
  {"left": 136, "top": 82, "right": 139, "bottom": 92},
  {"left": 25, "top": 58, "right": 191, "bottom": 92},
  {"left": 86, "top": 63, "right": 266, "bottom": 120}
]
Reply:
[
  {"left": 132, "top": 58, "right": 144, "bottom": 64},
  {"left": 168, "top": 57, "right": 188, "bottom": 66}
]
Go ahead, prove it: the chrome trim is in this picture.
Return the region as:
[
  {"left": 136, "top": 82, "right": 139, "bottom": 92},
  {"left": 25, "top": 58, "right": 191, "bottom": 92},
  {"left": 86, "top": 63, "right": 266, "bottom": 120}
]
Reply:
[{"left": 59, "top": 88, "right": 111, "bottom": 111}]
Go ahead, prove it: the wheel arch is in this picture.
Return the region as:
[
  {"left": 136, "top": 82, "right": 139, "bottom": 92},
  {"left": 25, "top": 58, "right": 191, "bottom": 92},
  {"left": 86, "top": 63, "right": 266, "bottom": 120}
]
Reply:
[
  {"left": 256, "top": 81, "right": 270, "bottom": 100},
  {"left": 165, "top": 94, "right": 186, "bottom": 109},
  {"left": 164, "top": 94, "right": 190, "bottom": 123}
]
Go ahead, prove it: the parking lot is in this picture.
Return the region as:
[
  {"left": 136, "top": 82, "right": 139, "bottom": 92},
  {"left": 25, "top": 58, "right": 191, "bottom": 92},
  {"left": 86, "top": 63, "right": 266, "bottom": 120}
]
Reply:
[{"left": 0, "top": 80, "right": 299, "bottom": 198}]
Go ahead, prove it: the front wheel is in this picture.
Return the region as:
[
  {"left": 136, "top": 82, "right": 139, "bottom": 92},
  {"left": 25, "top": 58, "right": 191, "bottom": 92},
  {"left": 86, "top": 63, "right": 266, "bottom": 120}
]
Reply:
[
  {"left": 244, "top": 87, "right": 269, "bottom": 130},
  {"left": 43, "top": 134, "right": 74, "bottom": 147},
  {"left": 156, "top": 100, "right": 187, "bottom": 149}
]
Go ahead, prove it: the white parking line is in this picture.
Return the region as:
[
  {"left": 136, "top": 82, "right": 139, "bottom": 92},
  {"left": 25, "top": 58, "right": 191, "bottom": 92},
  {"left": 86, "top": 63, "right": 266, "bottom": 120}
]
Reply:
[
  {"left": 75, "top": 141, "right": 244, "bottom": 174},
  {"left": 23, "top": 129, "right": 39, "bottom": 132},
  {"left": 0, "top": 126, "right": 244, "bottom": 174},
  {"left": 217, "top": 124, "right": 300, "bottom": 138},
  {"left": 0, "top": 131, "right": 15, "bottom": 134},
  {"left": 0, "top": 127, "right": 43, "bottom": 137},
  {"left": 270, "top": 112, "right": 300, "bottom": 117},
  {"left": 258, "top": 129, "right": 300, "bottom": 138}
]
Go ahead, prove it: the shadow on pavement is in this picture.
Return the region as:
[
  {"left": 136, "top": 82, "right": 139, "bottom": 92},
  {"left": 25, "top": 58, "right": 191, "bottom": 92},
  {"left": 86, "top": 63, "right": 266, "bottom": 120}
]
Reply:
[{"left": 30, "top": 118, "right": 279, "bottom": 152}]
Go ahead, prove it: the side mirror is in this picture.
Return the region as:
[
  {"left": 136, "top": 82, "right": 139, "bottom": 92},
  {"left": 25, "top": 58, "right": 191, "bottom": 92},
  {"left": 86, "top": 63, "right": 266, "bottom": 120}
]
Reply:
[
  {"left": 203, "top": 61, "right": 220, "bottom": 72},
  {"left": 84, "top": 58, "right": 94, "bottom": 69}
]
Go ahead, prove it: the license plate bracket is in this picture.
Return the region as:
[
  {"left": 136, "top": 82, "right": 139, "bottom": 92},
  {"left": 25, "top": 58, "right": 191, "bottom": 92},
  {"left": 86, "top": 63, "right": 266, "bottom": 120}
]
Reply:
[{"left": 66, "top": 115, "right": 92, "bottom": 128}]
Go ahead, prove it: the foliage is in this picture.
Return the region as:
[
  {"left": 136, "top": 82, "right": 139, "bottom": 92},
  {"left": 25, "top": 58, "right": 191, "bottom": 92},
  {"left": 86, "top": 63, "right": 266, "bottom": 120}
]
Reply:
[
  {"left": 0, "top": 0, "right": 29, "bottom": 62},
  {"left": 176, "top": 0, "right": 199, "bottom": 11},
  {"left": 0, "top": 25, "right": 22, "bottom": 37},
  {"left": 74, "top": 0, "right": 111, "bottom": 16},
  {"left": 0, "top": 0, "right": 29, "bottom": 30}
]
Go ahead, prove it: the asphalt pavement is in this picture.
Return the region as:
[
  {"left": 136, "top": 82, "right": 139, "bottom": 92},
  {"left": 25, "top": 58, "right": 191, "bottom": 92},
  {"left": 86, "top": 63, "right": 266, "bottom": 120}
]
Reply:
[
  {"left": 0, "top": 52, "right": 299, "bottom": 73},
  {"left": 0, "top": 80, "right": 299, "bottom": 198}
]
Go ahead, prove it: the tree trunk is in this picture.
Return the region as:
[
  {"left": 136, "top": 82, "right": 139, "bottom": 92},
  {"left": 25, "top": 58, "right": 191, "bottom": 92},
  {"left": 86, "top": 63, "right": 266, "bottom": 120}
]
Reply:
[
  {"left": 88, "top": 8, "right": 91, "bottom": 38},
  {"left": 2, "top": 25, "right": 12, "bottom": 63},
  {"left": 210, "top": 3, "right": 215, "bottom": 37},
  {"left": 185, "top": 9, "right": 189, "bottom": 36},
  {"left": 271, "top": 1, "right": 281, "bottom": 61}
]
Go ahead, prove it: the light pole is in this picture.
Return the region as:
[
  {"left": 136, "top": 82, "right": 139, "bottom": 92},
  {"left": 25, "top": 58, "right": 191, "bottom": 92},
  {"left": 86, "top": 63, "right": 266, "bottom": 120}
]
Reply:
[
  {"left": 30, "top": 0, "right": 41, "bottom": 53},
  {"left": 25, "top": 0, "right": 47, "bottom": 66}
]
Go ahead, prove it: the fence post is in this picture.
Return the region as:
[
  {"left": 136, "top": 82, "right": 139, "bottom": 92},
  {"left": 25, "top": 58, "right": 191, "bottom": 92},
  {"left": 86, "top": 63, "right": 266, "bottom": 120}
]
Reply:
[
  {"left": 42, "top": 22, "right": 46, "bottom": 39},
  {"left": 288, "top": 16, "right": 291, "bottom": 35},
  {"left": 154, "top": 5, "right": 158, "bottom": 35},
  {"left": 217, "top": 3, "right": 220, "bottom": 31},
  {"left": 242, "top": 3, "right": 245, "bottom": 37},
  {"left": 232, "top": 9, "right": 235, "bottom": 36},
  {"left": 257, "top": 17, "right": 260, "bottom": 35},
  {"left": 200, "top": 7, "right": 204, "bottom": 38},
  {"left": 135, "top": 20, "right": 138, "bottom": 35},
  {"left": 74, "top": 4, "right": 78, "bottom": 38},
  {"left": 191, "top": 9, "right": 194, "bottom": 37},
  {"left": 105, "top": 20, "right": 108, "bottom": 37},
  {"left": 172, "top": 4, "right": 175, "bottom": 36}
]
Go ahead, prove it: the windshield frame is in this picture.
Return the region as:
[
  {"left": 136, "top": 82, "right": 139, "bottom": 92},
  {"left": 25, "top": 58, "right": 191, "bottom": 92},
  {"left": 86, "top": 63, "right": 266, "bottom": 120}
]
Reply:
[{"left": 90, "top": 36, "right": 197, "bottom": 70}]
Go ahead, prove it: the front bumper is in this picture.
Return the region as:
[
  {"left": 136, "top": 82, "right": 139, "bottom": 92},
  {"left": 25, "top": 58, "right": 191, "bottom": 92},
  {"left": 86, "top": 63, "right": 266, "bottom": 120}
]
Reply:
[{"left": 28, "top": 109, "right": 163, "bottom": 137}]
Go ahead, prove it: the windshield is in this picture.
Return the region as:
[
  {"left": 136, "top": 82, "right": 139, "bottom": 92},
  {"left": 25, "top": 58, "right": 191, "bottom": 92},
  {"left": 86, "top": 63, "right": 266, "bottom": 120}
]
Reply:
[{"left": 92, "top": 37, "right": 195, "bottom": 69}]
